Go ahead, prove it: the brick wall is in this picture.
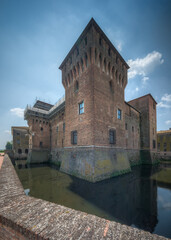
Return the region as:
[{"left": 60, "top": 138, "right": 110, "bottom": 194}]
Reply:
[
  {"left": 27, "top": 117, "right": 50, "bottom": 150},
  {"left": 128, "top": 95, "right": 157, "bottom": 151}
]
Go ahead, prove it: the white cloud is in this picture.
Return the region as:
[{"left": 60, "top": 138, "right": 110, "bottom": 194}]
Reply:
[
  {"left": 158, "top": 93, "right": 171, "bottom": 109},
  {"left": 142, "top": 76, "right": 149, "bottom": 83},
  {"left": 10, "top": 108, "right": 24, "bottom": 118},
  {"left": 157, "top": 102, "right": 171, "bottom": 108},
  {"left": 4, "top": 130, "right": 11, "bottom": 134},
  {"left": 165, "top": 120, "right": 171, "bottom": 125},
  {"left": 128, "top": 51, "right": 164, "bottom": 80},
  {"left": 161, "top": 94, "right": 171, "bottom": 102}
]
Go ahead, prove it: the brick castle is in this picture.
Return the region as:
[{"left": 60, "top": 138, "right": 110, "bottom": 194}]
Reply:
[{"left": 23, "top": 18, "right": 157, "bottom": 182}]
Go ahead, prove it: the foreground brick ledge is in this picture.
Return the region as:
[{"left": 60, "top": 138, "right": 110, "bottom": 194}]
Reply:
[{"left": 0, "top": 155, "right": 169, "bottom": 240}]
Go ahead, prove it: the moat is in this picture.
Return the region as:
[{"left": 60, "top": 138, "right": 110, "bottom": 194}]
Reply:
[{"left": 15, "top": 162, "right": 171, "bottom": 238}]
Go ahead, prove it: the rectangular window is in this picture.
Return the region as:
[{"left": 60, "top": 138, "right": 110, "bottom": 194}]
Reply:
[
  {"left": 16, "top": 132, "right": 20, "bottom": 136},
  {"left": 153, "top": 102, "right": 155, "bottom": 110},
  {"left": 109, "top": 129, "right": 116, "bottom": 144},
  {"left": 40, "top": 141, "right": 43, "bottom": 147},
  {"left": 153, "top": 140, "right": 156, "bottom": 149},
  {"left": 125, "top": 123, "right": 128, "bottom": 130},
  {"left": 117, "top": 109, "right": 122, "bottom": 120},
  {"left": 79, "top": 101, "right": 84, "bottom": 115},
  {"left": 132, "top": 126, "right": 134, "bottom": 132},
  {"left": 158, "top": 143, "right": 160, "bottom": 149},
  {"left": 17, "top": 140, "right": 20, "bottom": 144},
  {"left": 71, "top": 131, "right": 77, "bottom": 145}
]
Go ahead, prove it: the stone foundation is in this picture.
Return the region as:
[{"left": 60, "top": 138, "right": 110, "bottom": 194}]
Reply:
[
  {"left": 27, "top": 149, "right": 50, "bottom": 164},
  {"left": 50, "top": 147, "right": 159, "bottom": 182},
  {"left": 52, "top": 147, "right": 131, "bottom": 182}
]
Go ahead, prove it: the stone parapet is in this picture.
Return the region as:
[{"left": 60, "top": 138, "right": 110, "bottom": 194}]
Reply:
[{"left": 0, "top": 155, "right": 169, "bottom": 239}]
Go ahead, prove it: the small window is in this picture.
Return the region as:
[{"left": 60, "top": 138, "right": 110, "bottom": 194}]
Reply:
[
  {"left": 84, "top": 36, "right": 87, "bottom": 45},
  {"left": 99, "top": 37, "right": 102, "bottom": 46},
  {"left": 117, "top": 109, "right": 122, "bottom": 120},
  {"left": 18, "top": 149, "right": 22, "bottom": 154},
  {"left": 41, "top": 127, "right": 43, "bottom": 131},
  {"left": 108, "top": 48, "right": 111, "bottom": 56},
  {"left": 40, "top": 142, "right": 43, "bottom": 147},
  {"left": 153, "top": 102, "right": 155, "bottom": 110},
  {"left": 71, "top": 131, "right": 77, "bottom": 145},
  {"left": 17, "top": 132, "right": 20, "bottom": 136},
  {"left": 153, "top": 140, "right": 156, "bottom": 149},
  {"left": 25, "top": 149, "right": 28, "bottom": 154},
  {"left": 125, "top": 123, "right": 128, "bottom": 130},
  {"left": 158, "top": 143, "right": 160, "bottom": 149},
  {"left": 79, "top": 101, "right": 84, "bottom": 114},
  {"left": 46, "top": 122, "right": 48, "bottom": 125},
  {"left": 43, "top": 121, "right": 45, "bottom": 124},
  {"left": 75, "top": 81, "right": 79, "bottom": 92},
  {"left": 109, "top": 129, "right": 116, "bottom": 144},
  {"left": 17, "top": 140, "right": 20, "bottom": 144},
  {"left": 39, "top": 120, "right": 41, "bottom": 123},
  {"left": 36, "top": 119, "right": 38, "bottom": 122},
  {"left": 63, "top": 123, "right": 65, "bottom": 132},
  {"left": 109, "top": 81, "right": 113, "bottom": 93},
  {"left": 132, "top": 126, "right": 134, "bottom": 132},
  {"left": 76, "top": 47, "right": 79, "bottom": 56}
]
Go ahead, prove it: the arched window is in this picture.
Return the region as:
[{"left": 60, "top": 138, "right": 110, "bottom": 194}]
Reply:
[
  {"left": 85, "top": 53, "right": 88, "bottom": 67},
  {"left": 77, "top": 63, "right": 80, "bottom": 76},
  {"left": 115, "top": 70, "right": 118, "bottom": 81},
  {"left": 109, "top": 80, "right": 113, "bottom": 93},
  {"left": 81, "top": 58, "right": 84, "bottom": 72},
  {"left": 108, "top": 48, "right": 111, "bottom": 56},
  {"left": 122, "top": 77, "right": 124, "bottom": 87},
  {"left": 76, "top": 47, "right": 79, "bottom": 56},
  {"left": 119, "top": 74, "right": 121, "bottom": 84},
  {"left": 89, "top": 47, "right": 91, "bottom": 63},
  {"left": 18, "top": 149, "right": 22, "bottom": 154},
  {"left": 99, "top": 37, "right": 102, "bottom": 46},
  {"left": 99, "top": 53, "right": 102, "bottom": 68},
  {"left": 75, "top": 81, "right": 79, "bottom": 92},
  {"left": 104, "top": 58, "right": 106, "bottom": 72}
]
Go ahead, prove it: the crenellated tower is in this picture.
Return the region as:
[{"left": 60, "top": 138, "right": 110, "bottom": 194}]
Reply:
[{"left": 59, "top": 18, "right": 129, "bottom": 149}]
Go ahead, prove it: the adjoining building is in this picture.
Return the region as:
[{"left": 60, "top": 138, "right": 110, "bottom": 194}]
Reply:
[
  {"left": 157, "top": 129, "right": 171, "bottom": 160},
  {"left": 11, "top": 127, "right": 29, "bottom": 159},
  {"left": 24, "top": 18, "right": 158, "bottom": 182}
]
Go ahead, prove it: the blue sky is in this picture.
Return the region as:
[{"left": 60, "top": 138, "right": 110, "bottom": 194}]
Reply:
[{"left": 0, "top": 0, "right": 171, "bottom": 149}]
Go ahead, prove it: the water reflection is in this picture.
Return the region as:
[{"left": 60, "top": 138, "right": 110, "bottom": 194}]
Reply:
[{"left": 15, "top": 162, "right": 171, "bottom": 238}]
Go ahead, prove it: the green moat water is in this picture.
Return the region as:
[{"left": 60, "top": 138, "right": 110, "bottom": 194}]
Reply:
[{"left": 15, "top": 162, "right": 171, "bottom": 238}]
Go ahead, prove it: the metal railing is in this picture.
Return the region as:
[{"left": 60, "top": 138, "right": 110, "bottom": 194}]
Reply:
[{"left": 24, "top": 95, "right": 65, "bottom": 117}]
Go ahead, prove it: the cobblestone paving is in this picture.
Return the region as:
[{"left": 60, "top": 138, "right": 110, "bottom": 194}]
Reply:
[{"left": 0, "top": 155, "right": 170, "bottom": 239}]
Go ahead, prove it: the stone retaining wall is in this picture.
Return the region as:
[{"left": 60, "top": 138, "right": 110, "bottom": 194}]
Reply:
[{"left": 0, "top": 155, "right": 169, "bottom": 239}]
